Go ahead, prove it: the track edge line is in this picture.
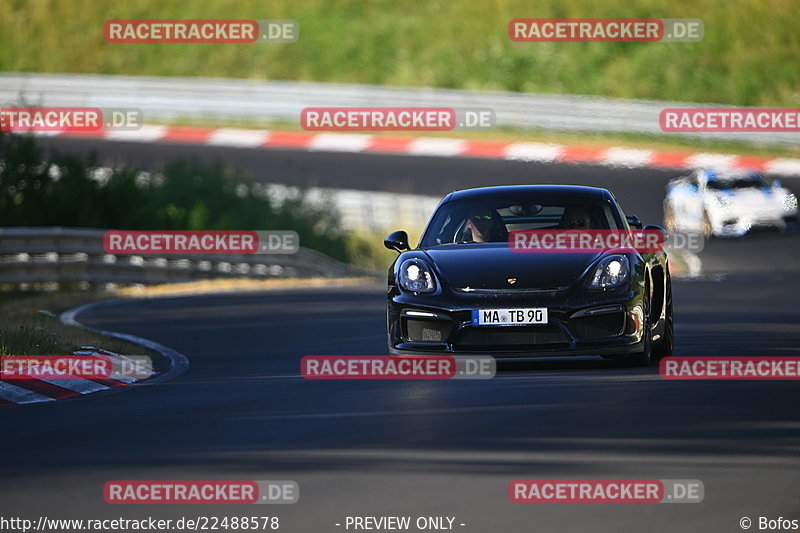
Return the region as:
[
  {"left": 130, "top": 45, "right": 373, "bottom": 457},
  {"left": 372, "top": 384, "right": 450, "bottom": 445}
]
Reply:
[{"left": 60, "top": 299, "right": 190, "bottom": 386}]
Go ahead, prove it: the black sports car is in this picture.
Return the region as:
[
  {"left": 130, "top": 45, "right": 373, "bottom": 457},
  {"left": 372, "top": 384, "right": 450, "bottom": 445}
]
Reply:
[{"left": 384, "top": 185, "right": 673, "bottom": 365}]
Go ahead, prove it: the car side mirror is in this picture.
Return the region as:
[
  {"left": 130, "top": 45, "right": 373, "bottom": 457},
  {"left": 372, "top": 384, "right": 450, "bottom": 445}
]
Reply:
[
  {"left": 384, "top": 230, "right": 410, "bottom": 252},
  {"left": 626, "top": 215, "right": 643, "bottom": 229}
]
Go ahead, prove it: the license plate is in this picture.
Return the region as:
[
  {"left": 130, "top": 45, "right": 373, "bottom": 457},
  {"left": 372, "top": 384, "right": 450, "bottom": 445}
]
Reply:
[{"left": 471, "top": 308, "right": 548, "bottom": 326}]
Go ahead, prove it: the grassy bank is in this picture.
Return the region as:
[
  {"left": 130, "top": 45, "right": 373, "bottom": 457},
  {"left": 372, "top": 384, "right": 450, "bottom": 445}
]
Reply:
[
  {"left": 1, "top": 0, "right": 798, "bottom": 107},
  {"left": 0, "top": 292, "right": 140, "bottom": 356}
]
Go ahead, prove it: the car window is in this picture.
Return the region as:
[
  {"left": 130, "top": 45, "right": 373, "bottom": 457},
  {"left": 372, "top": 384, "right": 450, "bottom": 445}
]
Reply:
[
  {"left": 422, "top": 194, "right": 624, "bottom": 247},
  {"left": 707, "top": 175, "right": 768, "bottom": 190}
]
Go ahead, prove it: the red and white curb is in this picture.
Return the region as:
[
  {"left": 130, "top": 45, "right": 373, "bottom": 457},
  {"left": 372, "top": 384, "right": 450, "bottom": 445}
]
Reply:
[
  {"left": 0, "top": 347, "right": 145, "bottom": 406},
  {"left": 38, "top": 126, "right": 800, "bottom": 176},
  {"left": 0, "top": 299, "right": 190, "bottom": 406}
]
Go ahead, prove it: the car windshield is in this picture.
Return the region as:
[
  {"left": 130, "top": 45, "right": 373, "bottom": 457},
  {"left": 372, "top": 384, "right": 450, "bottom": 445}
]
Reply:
[
  {"left": 707, "top": 175, "right": 767, "bottom": 190},
  {"left": 421, "top": 194, "right": 624, "bottom": 247}
]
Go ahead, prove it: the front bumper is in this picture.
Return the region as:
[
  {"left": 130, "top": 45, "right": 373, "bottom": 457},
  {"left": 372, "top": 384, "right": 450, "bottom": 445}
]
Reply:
[
  {"left": 388, "top": 285, "right": 646, "bottom": 359},
  {"left": 710, "top": 210, "right": 794, "bottom": 237}
]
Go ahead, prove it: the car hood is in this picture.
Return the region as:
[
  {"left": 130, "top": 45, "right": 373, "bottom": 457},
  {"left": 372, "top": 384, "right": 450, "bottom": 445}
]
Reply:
[{"left": 423, "top": 244, "right": 603, "bottom": 290}]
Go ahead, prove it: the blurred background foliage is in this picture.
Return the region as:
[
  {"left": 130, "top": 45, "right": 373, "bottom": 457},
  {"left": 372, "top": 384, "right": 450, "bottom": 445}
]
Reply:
[
  {"left": 0, "top": 0, "right": 797, "bottom": 106},
  {"left": 0, "top": 131, "right": 391, "bottom": 266}
]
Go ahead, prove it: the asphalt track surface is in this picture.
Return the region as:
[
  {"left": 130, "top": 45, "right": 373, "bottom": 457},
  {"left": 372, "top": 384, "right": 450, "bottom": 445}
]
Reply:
[{"left": 2, "top": 138, "right": 800, "bottom": 532}]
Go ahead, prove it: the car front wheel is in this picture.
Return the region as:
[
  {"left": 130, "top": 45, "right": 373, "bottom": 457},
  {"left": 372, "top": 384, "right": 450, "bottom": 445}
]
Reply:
[
  {"left": 627, "top": 285, "right": 653, "bottom": 367},
  {"left": 651, "top": 274, "right": 674, "bottom": 361}
]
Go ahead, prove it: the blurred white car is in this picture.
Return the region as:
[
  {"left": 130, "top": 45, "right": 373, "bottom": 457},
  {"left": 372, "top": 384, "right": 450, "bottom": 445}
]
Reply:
[{"left": 664, "top": 169, "right": 798, "bottom": 237}]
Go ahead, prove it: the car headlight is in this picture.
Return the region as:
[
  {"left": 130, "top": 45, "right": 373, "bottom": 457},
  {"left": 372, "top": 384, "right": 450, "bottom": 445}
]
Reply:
[
  {"left": 398, "top": 258, "right": 436, "bottom": 293},
  {"left": 589, "top": 255, "right": 630, "bottom": 289},
  {"left": 784, "top": 193, "right": 798, "bottom": 213},
  {"left": 713, "top": 195, "right": 731, "bottom": 209}
]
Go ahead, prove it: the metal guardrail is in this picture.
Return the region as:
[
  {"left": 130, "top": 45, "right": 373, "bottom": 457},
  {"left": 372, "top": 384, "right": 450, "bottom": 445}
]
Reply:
[
  {"left": 282, "top": 185, "right": 440, "bottom": 234},
  {"left": 0, "top": 227, "right": 373, "bottom": 288},
  {"left": 1, "top": 73, "right": 797, "bottom": 146}
]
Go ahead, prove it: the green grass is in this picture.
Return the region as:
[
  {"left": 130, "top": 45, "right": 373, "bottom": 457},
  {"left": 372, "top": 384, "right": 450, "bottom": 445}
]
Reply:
[
  {"left": 1, "top": 0, "right": 798, "bottom": 107},
  {"left": 0, "top": 293, "right": 142, "bottom": 356}
]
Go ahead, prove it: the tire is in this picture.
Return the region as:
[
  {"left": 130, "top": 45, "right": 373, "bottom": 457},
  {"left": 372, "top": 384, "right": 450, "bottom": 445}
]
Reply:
[
  {"left": 782, "top": 215, "right": 799, "bottom": 234},
  {"left": 627, "top": 282, "right": 653, "bottom": 367},
  {"left": 651, "top": 273, "right": 674, "bottom": 361},
  {"left": 386, "top": 309, "right": 395, "bottom": 355}
]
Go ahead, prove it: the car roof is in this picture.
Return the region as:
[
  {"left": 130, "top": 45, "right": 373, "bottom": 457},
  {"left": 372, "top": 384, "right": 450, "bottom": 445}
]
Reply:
[
  {"left": 447, "top": 184, "right": 612, "bottom": 202},
  {"left": 701, "top": 169, "right": 762, "bottom": 181}
]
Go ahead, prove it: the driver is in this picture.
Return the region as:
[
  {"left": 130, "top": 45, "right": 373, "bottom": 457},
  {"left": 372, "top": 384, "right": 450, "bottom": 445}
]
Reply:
[
  {"left": 466, "top": 209, "right": 505, "bottom": 242},
  {"left": 560, "top": 205, "right": 594, "bottom": 230}
]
